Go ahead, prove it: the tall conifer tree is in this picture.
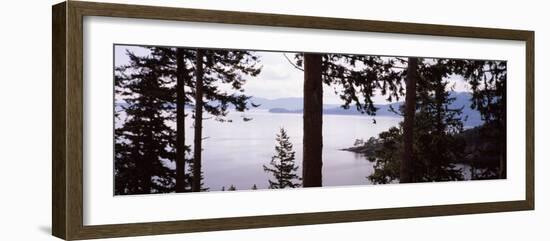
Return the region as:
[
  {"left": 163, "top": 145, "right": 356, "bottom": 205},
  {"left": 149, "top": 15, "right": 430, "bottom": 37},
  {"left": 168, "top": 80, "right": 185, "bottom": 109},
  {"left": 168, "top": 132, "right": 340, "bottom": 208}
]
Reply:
[
  {"left": 454, "top": 60, "right": 507, "bottom": 178},
  {"left": 290, "top": 54, "right": 404, "bottom": 186},
  {"left": 114, "top": 50, "right": 176, "bottom": 195},
  {"left": 190, "top": 49, "right": 262, "bottom": 191}
]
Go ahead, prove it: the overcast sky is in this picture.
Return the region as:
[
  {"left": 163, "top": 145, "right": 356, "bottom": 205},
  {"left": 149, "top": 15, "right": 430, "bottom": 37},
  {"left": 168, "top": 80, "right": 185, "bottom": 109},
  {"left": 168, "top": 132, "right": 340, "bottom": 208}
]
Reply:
[{"left": 115, "top": 45, "right": 471, "bottom": 105}]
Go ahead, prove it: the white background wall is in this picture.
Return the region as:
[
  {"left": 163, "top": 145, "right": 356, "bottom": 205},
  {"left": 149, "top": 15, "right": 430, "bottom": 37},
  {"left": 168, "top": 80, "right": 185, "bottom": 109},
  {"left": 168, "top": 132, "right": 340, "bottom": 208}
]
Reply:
[{"left": 0, "top": 0, "right": 547, "bottom": 240}]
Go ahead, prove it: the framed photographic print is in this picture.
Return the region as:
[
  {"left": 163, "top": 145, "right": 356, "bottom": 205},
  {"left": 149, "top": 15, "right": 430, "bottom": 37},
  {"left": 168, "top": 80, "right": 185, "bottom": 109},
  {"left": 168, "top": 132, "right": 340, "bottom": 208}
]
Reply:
[{"left": 52, "top": 1, "right": 534, "bottom": 240}]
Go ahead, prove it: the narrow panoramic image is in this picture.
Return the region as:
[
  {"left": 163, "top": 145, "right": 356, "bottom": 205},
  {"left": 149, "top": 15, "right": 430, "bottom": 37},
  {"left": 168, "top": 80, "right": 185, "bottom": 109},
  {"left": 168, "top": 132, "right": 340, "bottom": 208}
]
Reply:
[{"left": 113, "top": 45, "right": 507, "bottom": 195}]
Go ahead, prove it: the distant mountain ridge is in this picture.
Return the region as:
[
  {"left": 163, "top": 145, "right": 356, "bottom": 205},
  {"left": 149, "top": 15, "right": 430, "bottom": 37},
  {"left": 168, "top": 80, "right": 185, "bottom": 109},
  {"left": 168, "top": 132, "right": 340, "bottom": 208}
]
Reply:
[
  {"left": 250, "top": 92, "right": 483, "bottom": 127},
  {"left": 116, "top": 92, "right": 483, "bottom": 126}
]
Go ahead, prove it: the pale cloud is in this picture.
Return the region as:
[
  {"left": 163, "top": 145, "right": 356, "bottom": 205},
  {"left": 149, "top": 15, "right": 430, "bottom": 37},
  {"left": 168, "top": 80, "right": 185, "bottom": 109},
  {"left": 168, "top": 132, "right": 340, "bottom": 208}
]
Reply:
[{"left": 240, "top": 52, "right": 303, "bottom": 99}]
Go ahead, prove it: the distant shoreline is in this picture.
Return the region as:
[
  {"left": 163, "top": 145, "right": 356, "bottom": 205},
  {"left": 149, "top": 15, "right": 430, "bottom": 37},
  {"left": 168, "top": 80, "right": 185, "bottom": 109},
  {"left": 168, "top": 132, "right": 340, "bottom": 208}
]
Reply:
[{"left": 268, "top": 107, "right": 400, "bottom": 117}]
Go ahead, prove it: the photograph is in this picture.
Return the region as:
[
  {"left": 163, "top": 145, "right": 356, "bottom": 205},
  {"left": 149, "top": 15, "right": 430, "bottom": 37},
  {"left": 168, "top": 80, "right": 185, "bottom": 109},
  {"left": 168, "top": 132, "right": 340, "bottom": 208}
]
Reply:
[{"left": 113, "top": 44, "right": 507, "bottom": 195}]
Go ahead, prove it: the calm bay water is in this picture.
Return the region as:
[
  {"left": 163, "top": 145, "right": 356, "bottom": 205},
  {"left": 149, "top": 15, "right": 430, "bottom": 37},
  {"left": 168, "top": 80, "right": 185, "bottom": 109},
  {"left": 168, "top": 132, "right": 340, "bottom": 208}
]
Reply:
[{"left": 182, "top": 110, "right": 402, "bottom": 191}]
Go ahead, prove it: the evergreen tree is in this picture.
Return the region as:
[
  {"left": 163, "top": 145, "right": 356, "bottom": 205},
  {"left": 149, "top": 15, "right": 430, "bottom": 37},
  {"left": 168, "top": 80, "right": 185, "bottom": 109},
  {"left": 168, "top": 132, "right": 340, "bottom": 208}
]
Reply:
[
  {"left": 185, "top": 48, "right": 262, "bottom": 192},
  {"left": 289, "top": 53, "right": 404, "bottom": 186},
  {"left": 114, "top": 50, "right": 176, "bottom": 195},
  {"left": 414, "top": 59, "right": 465, "bottom": 181},
  {"left": 366, "top": 127, "right": 402, "bottom": 184},
  {"left": 367, "top": 59, "right": 467, "bottom": 183},
  {"left": 453, "top": 60, "right": 507, "bottom": 178},
  {"left": 119, "top": 47, "right": 262, "bottom": 192},
  {"left": 400, "top": 57, "right": 419, "bottom": 183},
  {"left": 251, "top": 184, "right": 258, "bottom": 190},
  {"left": 263, "top": 128, "right": 302, "bottom": 189},
  {"left": 119, "top": 47, "right": 194, "bottom": 193},
  {"left": 192, "top": 49, "right": 205, "bottom": 192},
  {"left": 175, "top": 48, "right": 191, "bottom": 193},
  {"left": 227, "top": 185, "right": 237, "bottom": 191}
]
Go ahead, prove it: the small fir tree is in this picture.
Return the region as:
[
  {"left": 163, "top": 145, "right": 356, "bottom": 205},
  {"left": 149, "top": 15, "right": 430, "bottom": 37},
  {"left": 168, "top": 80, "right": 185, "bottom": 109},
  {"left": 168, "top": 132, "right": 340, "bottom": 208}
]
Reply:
[{"left": 263, "top": 128, "right": 302, "bottom": 189}]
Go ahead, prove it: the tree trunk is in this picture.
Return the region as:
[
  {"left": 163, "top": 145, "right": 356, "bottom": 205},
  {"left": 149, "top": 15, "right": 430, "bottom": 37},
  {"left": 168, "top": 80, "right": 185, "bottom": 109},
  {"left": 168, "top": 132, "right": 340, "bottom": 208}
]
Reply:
[
  {"left": 302, "top": 53, "right": 323, "bottom": 187},
  {"left": 139, "top": 132, "right": 153, "bottom": 194},
  {"left": 192, "top": 49, "right": 204, "bottom": 192},
  {"left": 400, "top": 57, "right": 418, "bottom": 183},
  {"left": 175, "top": 48, "right": 187, "bottom": 193}
]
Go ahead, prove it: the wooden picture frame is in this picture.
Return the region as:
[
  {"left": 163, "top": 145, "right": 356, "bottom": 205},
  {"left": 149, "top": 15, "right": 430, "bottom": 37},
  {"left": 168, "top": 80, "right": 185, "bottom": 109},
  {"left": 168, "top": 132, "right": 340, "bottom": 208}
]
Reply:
[{"left": 52, "top": 1, "right": 534, "bottom": 240}]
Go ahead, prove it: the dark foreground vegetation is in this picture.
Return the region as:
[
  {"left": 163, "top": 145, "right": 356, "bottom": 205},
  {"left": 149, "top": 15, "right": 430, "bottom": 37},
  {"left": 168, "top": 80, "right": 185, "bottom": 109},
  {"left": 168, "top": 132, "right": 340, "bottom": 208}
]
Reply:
[{"left": 344, "top": 122, "right": 503, "bottom": 184}]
